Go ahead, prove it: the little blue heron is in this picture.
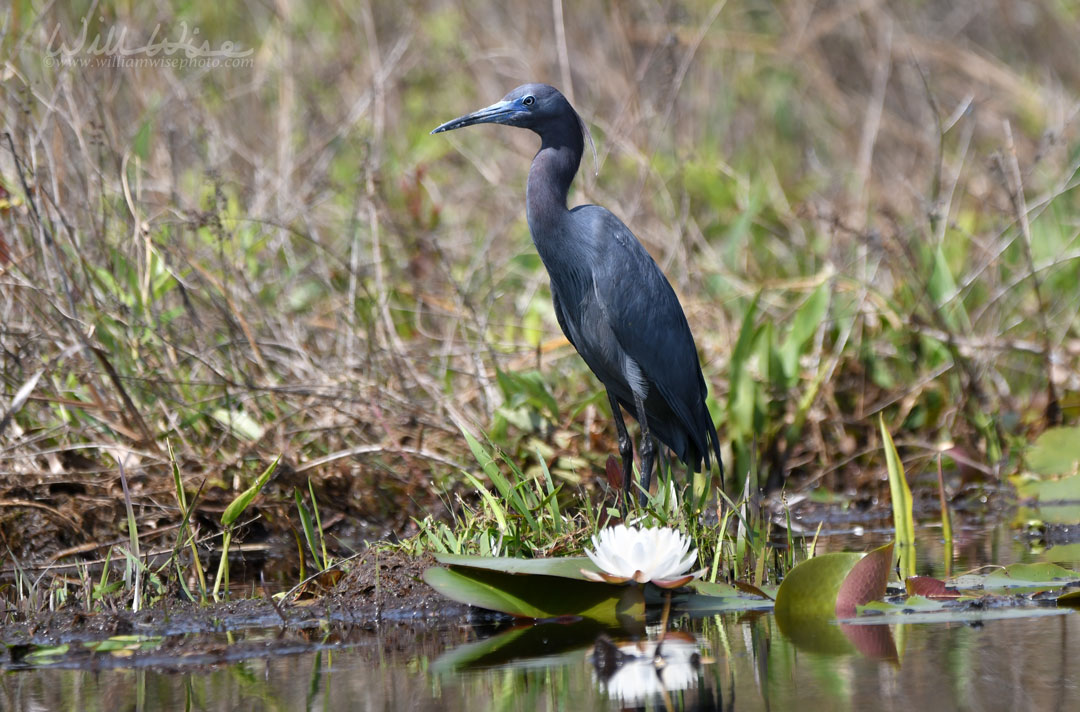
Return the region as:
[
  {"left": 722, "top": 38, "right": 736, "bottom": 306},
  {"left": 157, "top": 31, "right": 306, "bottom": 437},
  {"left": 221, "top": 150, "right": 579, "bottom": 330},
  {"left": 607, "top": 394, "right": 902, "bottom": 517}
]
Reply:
[{"left": 432, "top": 83, "right": 723, "bottom": 506}]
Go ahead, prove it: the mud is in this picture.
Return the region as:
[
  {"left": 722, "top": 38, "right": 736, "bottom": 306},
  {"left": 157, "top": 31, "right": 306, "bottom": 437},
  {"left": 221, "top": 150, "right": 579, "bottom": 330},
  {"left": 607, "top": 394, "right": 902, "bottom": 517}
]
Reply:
[{"left": 0, "top": 549, "right": 485, "bottom": 670}]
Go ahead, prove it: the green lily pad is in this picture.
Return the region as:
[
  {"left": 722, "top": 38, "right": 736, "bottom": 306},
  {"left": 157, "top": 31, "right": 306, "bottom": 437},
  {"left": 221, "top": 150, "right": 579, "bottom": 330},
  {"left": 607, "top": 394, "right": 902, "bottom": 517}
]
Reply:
[
  {"left": 1015, "top": 503, "right": 1080, "bottom": 525},
  {"left": 431, "top": 620, "right": 607, "bottom": 673},
  {"left": 1045, "top": 543, "right": 1080, "bottom": 564},
  {"left": 687, "top": 579, "right": 743, "bottom": 597},
  {"left": 775, "top": 612, "right": 856, "bottom": 656},
  {"left": 853, "top": 597, "right": 1071, "bottom": 625},
  {"left": 948, "top": 563, "right": 1080, "bottom": 593},
  {"left": 1057, "top": 589, "right": 1080, "bottom": 607},
  {"left": 861, "top": 594, "right": 946, "bottom": 614},
  {"left": 669, "top": 579, "right": 775, "bottom": 613},
  {"left": 423, "top": 565, "right": 644, "bottom": 624},
  {"left": 983, "top": 562, "right": 1080, "bottom": 588},
  {"left": 1014, "top": 473, "right": 1080, "bottom": 502},
  {"left": 434, "top": 553, "right": 597, "bottom": 580},
  {"left": 1025, "top": 426, "right": 1080, "bottom": 476}
]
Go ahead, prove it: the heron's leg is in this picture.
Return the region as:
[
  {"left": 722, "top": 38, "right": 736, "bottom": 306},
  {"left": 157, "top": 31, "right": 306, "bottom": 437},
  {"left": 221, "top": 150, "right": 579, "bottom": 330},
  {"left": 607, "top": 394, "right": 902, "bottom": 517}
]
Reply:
[
  {"left": 632, "top": 393, "right": 657, "bottom": 507},
  {"left": 606, "top": 390, "right": 634, "bottom": 507}
]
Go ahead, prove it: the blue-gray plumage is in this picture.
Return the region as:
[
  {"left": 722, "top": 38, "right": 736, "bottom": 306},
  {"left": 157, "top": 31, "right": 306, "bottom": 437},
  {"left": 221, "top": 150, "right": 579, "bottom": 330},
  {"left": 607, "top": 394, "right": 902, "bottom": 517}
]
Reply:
[{"left": 432, "top": 83, "right": 723, "bottom": 506}]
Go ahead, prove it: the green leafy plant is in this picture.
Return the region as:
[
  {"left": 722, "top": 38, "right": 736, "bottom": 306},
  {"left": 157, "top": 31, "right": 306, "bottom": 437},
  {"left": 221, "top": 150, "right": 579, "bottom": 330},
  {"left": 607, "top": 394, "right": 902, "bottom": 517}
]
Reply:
[{"left": 212, "top": 457, "right": 280, "bottom": 602}]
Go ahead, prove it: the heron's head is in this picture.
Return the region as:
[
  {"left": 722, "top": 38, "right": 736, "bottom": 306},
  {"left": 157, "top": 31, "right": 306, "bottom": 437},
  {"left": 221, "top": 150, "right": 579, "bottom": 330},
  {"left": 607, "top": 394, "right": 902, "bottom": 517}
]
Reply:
[{"left": 431, "top": 83, "right": 573, "bottom": 135}]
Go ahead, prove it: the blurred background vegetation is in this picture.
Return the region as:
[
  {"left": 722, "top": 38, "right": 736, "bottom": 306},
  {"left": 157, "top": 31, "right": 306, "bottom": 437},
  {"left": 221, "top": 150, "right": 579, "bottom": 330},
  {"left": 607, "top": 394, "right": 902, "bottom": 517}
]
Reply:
[{"left": 1, "top": 0, "right": 1078, "bottom": 564}]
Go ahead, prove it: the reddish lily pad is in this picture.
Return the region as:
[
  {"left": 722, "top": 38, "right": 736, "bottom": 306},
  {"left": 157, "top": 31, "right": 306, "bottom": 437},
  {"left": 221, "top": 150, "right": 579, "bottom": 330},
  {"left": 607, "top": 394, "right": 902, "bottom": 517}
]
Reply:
[
  {"left": 836, "top": 542, "right": 894, "bottom": 617},
  {"left": 905, "top": 576, "right": 962, "bottom": 599}
]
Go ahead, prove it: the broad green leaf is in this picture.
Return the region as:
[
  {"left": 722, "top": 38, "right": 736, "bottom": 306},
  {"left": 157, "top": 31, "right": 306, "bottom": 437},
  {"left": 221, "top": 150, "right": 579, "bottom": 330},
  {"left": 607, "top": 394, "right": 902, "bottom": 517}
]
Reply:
[
  {"left": 780, "top": 280, "right": 830, "bottom": 383},
  {"left": 1025, "top": 426, "right": 1080, "bottom": 476},
  {"left": 221, "top": 457, "right": 279, "bottom": 527},
  {"left": 422, "top": 565, "right": 644, "bottom": 624},
  {"left": 727, "top": 294, "right": 760, "bottom": 436},
  {"left": 1014, "top": 475, "right": 1080, "bottom": 503}
]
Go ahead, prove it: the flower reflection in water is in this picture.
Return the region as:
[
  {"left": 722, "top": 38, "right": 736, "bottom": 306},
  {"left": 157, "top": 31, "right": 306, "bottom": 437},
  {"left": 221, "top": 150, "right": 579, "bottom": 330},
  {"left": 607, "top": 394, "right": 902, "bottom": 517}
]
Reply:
[{"left": 591, "top": 632, "right": 706, "bottom": 704}]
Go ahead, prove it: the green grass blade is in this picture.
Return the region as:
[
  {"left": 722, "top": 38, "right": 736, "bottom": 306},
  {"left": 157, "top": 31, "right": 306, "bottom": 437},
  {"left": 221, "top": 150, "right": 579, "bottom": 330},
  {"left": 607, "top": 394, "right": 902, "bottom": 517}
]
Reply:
[
  {"left": 294, "top": 488, "right": 324, "bottom": 571},
  {"left": 308, "top": 478, "right": 330, "bottom": 569},
  {"left": 880, "top": 415, "right": 915, "bottom": 578}
]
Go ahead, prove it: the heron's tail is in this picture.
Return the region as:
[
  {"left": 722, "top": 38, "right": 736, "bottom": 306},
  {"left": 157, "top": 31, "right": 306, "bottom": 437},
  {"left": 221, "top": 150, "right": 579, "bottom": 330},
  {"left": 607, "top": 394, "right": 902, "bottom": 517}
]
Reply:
[{"left": 705, "top": 416, "right": 725, "bottom": 492}]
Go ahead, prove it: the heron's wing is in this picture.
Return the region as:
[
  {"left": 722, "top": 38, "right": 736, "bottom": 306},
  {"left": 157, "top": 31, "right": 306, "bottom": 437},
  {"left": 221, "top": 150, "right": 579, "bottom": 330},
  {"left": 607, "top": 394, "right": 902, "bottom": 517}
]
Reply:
[
  {"left": 550, "top": 289, "right": 577, "bottom": 350},
  {"left": 584, "top": 209, "right": 707, "bottom": 422}
]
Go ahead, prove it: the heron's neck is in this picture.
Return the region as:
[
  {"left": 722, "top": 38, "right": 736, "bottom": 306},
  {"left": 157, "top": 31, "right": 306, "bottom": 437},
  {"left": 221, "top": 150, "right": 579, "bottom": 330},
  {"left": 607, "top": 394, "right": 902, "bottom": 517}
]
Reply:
[{"left": 526, "top": 132, "right": 582, "bottom": 244}]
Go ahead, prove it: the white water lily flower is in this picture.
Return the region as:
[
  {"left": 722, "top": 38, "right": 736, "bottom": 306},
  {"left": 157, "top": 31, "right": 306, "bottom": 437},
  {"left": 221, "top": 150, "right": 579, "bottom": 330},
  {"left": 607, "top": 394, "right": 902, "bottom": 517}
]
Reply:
[{"left": 582, "top": 524, "right": 705, "bottom": 588}]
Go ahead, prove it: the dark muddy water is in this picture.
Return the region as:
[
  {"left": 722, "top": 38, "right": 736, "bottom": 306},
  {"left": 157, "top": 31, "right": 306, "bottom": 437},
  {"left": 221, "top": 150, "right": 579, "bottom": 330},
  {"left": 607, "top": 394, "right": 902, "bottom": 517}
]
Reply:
[
  {"left": 3, "top": 523, "right": 1079, "bottom": 711},
  {"left": 5, "top": 609, "right": 1077, "bottom": 711}
]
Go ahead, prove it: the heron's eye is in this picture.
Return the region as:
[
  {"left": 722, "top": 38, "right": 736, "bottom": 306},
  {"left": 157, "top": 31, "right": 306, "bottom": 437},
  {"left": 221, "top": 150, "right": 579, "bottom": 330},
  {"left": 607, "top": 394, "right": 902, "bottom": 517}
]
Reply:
[{"left": 522, "top": 95, "right": 535, "bottom": 106}]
